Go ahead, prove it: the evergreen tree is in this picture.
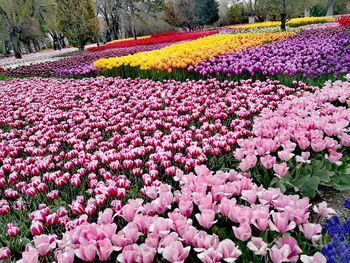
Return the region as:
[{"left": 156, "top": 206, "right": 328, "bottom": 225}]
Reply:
[{"left": 195, "top": 0, "right": 219, "bottom": 27}]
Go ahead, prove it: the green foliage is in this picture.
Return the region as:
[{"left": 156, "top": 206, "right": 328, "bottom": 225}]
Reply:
[
  {"left": 164, "top": 0, "right": 219, "bottom": 29},
  {"left": 195, "top": 0, "right": 219, "bottom": 26},
  {"left": 57, "top": 0, "right": 100, "bottom": 49},
  {"left": 228, "top": 3, "right": 248, "bottom": 25},
  {"left": 268, "top": 150, "right": 350, "bottom": 198}
]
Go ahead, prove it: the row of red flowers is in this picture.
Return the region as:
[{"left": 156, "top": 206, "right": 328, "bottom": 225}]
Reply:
[{"left": 87, "top": 30, "right": 217, "bottom": 52}]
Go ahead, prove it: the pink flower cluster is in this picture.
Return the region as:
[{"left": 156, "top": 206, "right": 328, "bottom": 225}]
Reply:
[
  {"left": 0, "top": 77, "right": 311, "bottom": 217},
  {"left": 12, "top": 166, "right": 326, "bottom": 262},
  {"left": 234, "top": 77, "right": 350, "bottom": 176}
]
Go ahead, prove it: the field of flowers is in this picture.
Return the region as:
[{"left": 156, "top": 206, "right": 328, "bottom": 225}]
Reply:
[{"left": 1, "top": 16, "right": 350, "bottom": 263}]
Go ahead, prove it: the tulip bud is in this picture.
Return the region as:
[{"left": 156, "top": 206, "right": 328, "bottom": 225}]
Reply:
[
  {"left": 46, "top": 213, "right": 59, "bottom": 225},
  {"left": 30, "top": 221, "right": 44, "bottom": 236},
  {"left": 0, "top": 247, "right": 11, "bottom": 260},
  {"left": 6, "top": 224, "right": 20, "bottom": 237}
]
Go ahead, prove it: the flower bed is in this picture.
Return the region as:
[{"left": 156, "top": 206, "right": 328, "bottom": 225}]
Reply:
[
  {"left": 1, "top": 166, "right": 328, "bottom": 262},
  {"left": 322, "top": 200, "right": 350, "bottom": 262},
  {"left": 233, "top": 76, "right": 350, "bottom": 197},
  {"left": 87, "top": 30, "right": 217, "bottom": 52},
  {"left": 0, "top": 76, "right": 316, "bottom": 261},
  {"left": 192, "top": 30, "right": 350, "bottom": 79},
  {"left": 94, "top": 32, "right": 292, "bottom": 74},
  {"left": 230, "top": 17, "right": 334, "bottom": 29},
  {"left": 4, "top": 43, "right": 174, "bottom": 76}
]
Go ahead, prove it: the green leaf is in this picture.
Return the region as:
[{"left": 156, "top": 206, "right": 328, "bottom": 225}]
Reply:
[{"left": 300, "top": 176, "right": 320, "bottom": 198}]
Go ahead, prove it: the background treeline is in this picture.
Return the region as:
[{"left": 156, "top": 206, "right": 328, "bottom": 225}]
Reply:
[{"left": 0, "top": 0, "right": 348, "bottom": 58}]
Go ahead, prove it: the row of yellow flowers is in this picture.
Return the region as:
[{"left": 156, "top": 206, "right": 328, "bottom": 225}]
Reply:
[
  {"left": 230, "top": 17, "right": 334, "bottom": 29},
  {"left": 94, "top": 32, "right": 293, "bottom": 73}
]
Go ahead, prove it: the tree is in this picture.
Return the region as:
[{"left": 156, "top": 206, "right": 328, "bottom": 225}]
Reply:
[
  {"left": 164, "top": 0, "right": 219, "bottom": 29},
  {"left": 326, "top": 0, "right": 336, "bottom": 15},
  {"left": 195, "top": 0, "right": 219, "bottom": 27},
  {"left": 57, "top": 0, "right": 99, "bottom": 50}
]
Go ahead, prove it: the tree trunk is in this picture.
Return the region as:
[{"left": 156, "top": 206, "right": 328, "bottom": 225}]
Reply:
[
  {"left": 33, "top": 39, "right": 40, "bottom": 52},
  {"left": 280, "top": 0, "right": 287, "bottom": 32},
  {"left": 10, "top": 31, "right": 22, "bottom": 59},
  {"left": 281, "top": 13, "right": 287, "bottom": 31},
  {"left": 304, "top": 8, "right": 310, "bottom": 17},
  {"left": 326, "top": 0, "right": 336, "bottom": 16}
]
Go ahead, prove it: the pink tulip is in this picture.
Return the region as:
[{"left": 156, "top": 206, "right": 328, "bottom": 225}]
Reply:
[
  {"left": 273, "top": 162, "right": 288, "bottom": 177},
  {"left": 299, "top": 223, "right": 322, "bottom": 241},
  {"left": 117, "top": 244, "right": 139, "bottom": 263},
  {"left": 178, "top": 199, "right": 193, "bottom": 217},
  {"left": 195, "top": 209, "right": 217, "bottom": 229},
  {"left": 56, "top": 248, "right": 75, "bottom": 263},
  {"left": 313, "top": 202, "right": 335, "bottom": 218},
  {"left": 197, "top": 247, "right": 223, "bottom": 263},
  {"left": 162, "top": 241, "right": 190, "bottom": 263},
  {"left": 269, "top": 244, "right": 291, "bottom": 263},
  {"left": 6, "top": 223, "right": 19, "bottom": 237},
  {"left": 217, "top": 239, "right": 242, "bottom": 262},
  {"left": 97, "top": 238, "right": 114, "bottom": 261},
  {"left": 138, "top": 244, "right": 156, "bottom": 263},
  {"left": 275, "top": 236, "right": 302, "bottom": 262},
  {"left": 251, "top": 209, "right": 270, "bottom": 232},
  {"left": 300, "top": 253, "right": 327, "bottom": 263},
  {"left": 30, "top": 221, "right": 44, "bottom": 236},
  {"left": 34, "top": 234, "right": 55, "bottom": 257},
  {"left": 269, "top": 212, "right": 296, "bottom": 233},
  {"left": 232, "top": 223, "right": 251, "bottom": 241},
  {"left": 247, "top": 237, "right": 267, "bottom": 256},
  {"left": 16, "top": 248, "right": 36, "bottom": 263},
  {"left": 0, "top": 247, "right": 11, "bottom": 260},
  {"left": 75, "top": 243, "right": 97, "bottom": 262},
  {"left": 98, "top": 208, "right": 114, "bottom": 224}
]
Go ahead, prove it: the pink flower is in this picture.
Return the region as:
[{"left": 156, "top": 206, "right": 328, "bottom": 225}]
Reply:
[
  {"left": 98, "top": 208, "right": 114, "bottom": 224},
  {"left": 269, "top": 212, "right": 296, "bottom": 233},
  {"left": 34, "top": 234, "right": 55, "bottom": 256},
  {"left": 273, "top": 163, "right": 288, "bottom": 177},
  {"left": 75, "top": 243, "right": 97, "bottom": 262},
  {"left": 239, "top": 155, "right": 257, "bottom": 172},
  {"left": 117, "top": 244, "right": 139, "bottom": 263},
  {"left": 197, "top": 247, "right": 223, "bottom": 263},
  {"left": 300, "top": 253, "right": 327, "bottom": 263},
  {"left": 179, "top": 225, "right": 198, "bottom": 245},
  {"left": 195, "top": 165, "right": 211, "bottom": 177},
  {"left": 313, "top": 202, "right": 336, "bottom": 218},
  {"left": 162, "top": 241, "right": 190, "bottom": 263},
  {"left": 0, "top": 247, "right": 11, "bottom": 260},
  {"left": 30, "top": 221, "right": 44, "bottom": 236},
  {"left": 97, "top": 238, "right": 114, "bottom": 261},
  {"left": 232, "top": 223, "right": 251, "bottom": 241},
  {"left": 6, "top": 223, "right": 19, "bottom": 237},
  {"left": 274, "top": 236, "right": 302, "bottom": 262},
  {"left": 247, "top": 237, "right": 268, "bottom": 256},
  {"left": 18, "top": 248, "right": 39, "bottom": 263},
  {"left": 299, "top": 223, "right": 322, "bottom": 242},
  {"left": 218, "top": 197, "right": 236, "bottom": 217},
  {"left": 278, "top": 149, "right": 294, "bottom": 162},
  {"left": 241, "top": 189, "right": 257, "bottom": 204},
  {"left": 251, "top": 209, "right": 270, "bottom": 231},
  {"left": 325, "top": 150, "right": 342, "bottom": 164},
  {"left": 195, "top": 209, "right": 217, "bottom": 229},
  {"left": 260, "top": 155, "right": 277, "bottom": 169},
  {"left": 269, "top": 244, "right": 291, "bottom": 263},
  {"left": 217, "top": 239, "right": 242, "bottom": 262},
  {"left": 56, "top": 248, "right": 75, "bottom": 263},
  {"left": 178, "top": 200, "right": 193, "bottom": 217},
  {"left": 138, "top": 244, "right": 156, "bottom": 263}
]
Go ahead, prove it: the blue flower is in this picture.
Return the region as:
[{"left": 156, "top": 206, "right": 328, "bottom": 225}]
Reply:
[{"left": 344, "top": 199, "right": 350, "bottom": 210}]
